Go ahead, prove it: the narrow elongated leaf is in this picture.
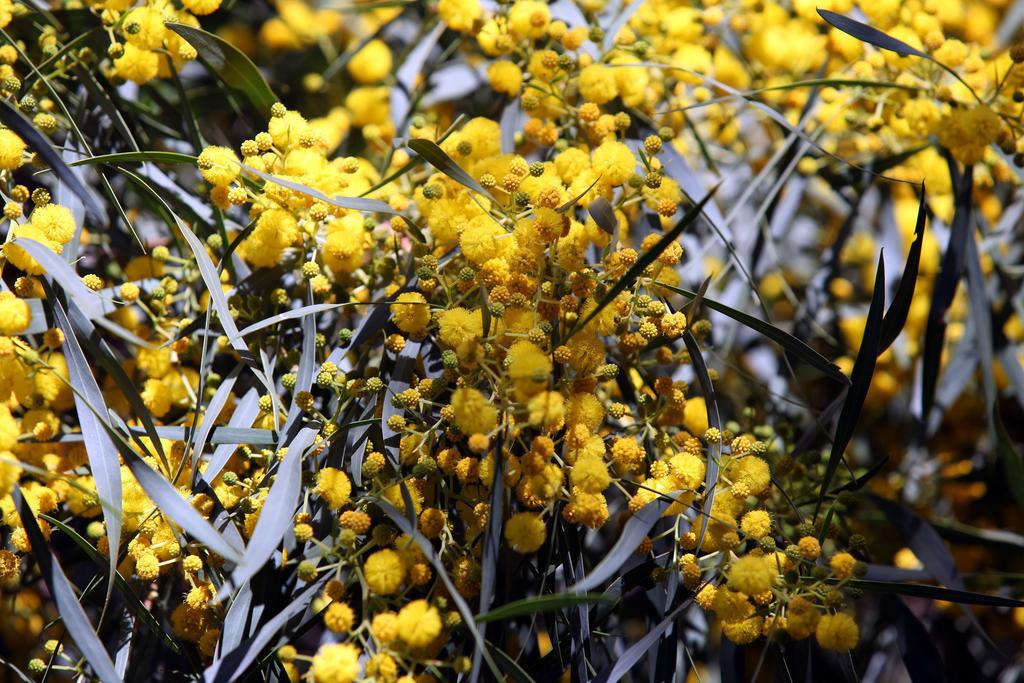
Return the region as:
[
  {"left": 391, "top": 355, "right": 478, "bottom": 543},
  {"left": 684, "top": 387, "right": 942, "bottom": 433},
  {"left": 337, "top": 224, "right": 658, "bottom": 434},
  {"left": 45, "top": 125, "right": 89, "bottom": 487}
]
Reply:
[
  {"left": 234, "top": 303, "right": 345, "bottom": 339},
  {"left": 226, "top": 426, "right": 318, "bottom": 592},
  {"left": 71, "top": 151, "right": 197, "bottom": 166},
  {"left": 242, "top": 164, "right": 399, "bottom": 214},
  {"left": 203, "top": 389, "right": 262, "bottom": 484},
  {"left": 166, "top": 23, "right": 277, "bottom": 116},
  {"left": 587, "top": 196, "right": 618, "bottom": 235},
  {"left": 843, "top": 579, "right": 1024, "bottom": 607},
  {"left": 118, "top": 440, "right": 244, "bottom": 563},
  {"left": 816, "top": 254, "right": 886, "bottom": 517},
  {"left": 49, "top": 295, "right": 122, "bottom": 602},
  {"left": 207, "top": 577, "right": 326, "bottom": 683},
  {"left": 188, "top": 365, "right": 241, "bottom": 482},
  {"left": 175, "top": 218, "right": 267, "bottom": 391},
  {"left": 556, "top": 174, "right": 603, "bottom": 214},
  {"left": 472, "top": 429, "right": 505, "bottom": 683},
  {"left": 378, "top": 501, "right": 502, "bottom": 678},
  {"left": 41, "top": 514, "right": 179, "bottom": 654},
  {"left": 879, "top": 190, "right": 927, "bottom": 352},
  {"left": 890, "top": 596, "right": 948, "bottom": 683},
  {"left": 869, "top": 495, "right": 969, "bottom": 593},
  {"left": 281, "top": 289, "right": 317, "bottom": 440},
  {"left": 574, "top": 185, "right": 720, "bottom": 337},
  {"left": 921, "top": 166, "right": 973, "bottom": 420},
  {"left": 817, "top": 10, "right": 932, "bottom": 61},
  {"left": 682, "top": 330, "right": 721, "bottom": 552},
  {"left": 476, "top": 593, "right": 613, "bottom": 624},
  {"left": 407, "top": 138, "right": 493, "bottom": 197},
  {"left": 0, "top": 99, "right": 104, "bottom": 219},
  {"left": 14, "top": 489, "right": 120, "bottom": 683},
  {"left": 994, "top": 406, "right": 1024, "bottom": 504},
  {"left": 660, "top": 282, "right": 847, "bottom": 383},
  {"left": 591, "top": 598, "right": 692, "bottom": 683},
  {"left": 569, "top": 493, "right": 678, "bottom": 593},
  {"left": 488, "top": 643, "right": 538, "bottom": 683}
]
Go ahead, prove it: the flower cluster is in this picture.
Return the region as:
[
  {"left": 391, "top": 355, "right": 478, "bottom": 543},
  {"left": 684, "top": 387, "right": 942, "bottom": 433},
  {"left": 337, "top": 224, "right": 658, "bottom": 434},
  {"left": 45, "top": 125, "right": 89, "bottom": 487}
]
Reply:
[{"left": 0, "top": 0, "right": 1021, "bottom": 681}]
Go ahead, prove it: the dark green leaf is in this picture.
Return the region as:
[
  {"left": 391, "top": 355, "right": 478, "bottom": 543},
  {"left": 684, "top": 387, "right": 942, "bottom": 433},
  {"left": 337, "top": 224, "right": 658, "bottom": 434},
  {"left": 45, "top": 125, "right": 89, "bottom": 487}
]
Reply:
[
  {"left": 817, "top": 10, "right": 931, "bottom": 61},
  {"left": 817, "top": 253, "right": 886, "bottom": 517},
  {"left": 843, "top": 579, "right": 1024, "bottom": 607},
  {"left": 659, "top": 282, "right": 847, "bottom": 383},
  {"left": 995, "top": 405, "right": 1024, "bottom": 505},
  {"left": 13, "top": 489, "right": 120, "bottom": 683},
  {"left": 587, "top": 196, "right": 617, "bottom": 234},
  {"left": 166, "top": 23, "right": 277, "bottom": 117},
  {"left": 407, "top": 138, "right": 492, "bottom": 197},
  {"left": 71, "top": 151, "right": 197, "bottom": 167},
  {"left": 40, "top": 514, "right": 180, "bottom": 654},
  {"left": 574, "top": 185, "right": 720, "bottom": 337},
  {"left": 476, "top": 593, "right": 613, "bottom": 624},
  {"left": 921, "top": 166, "right": 973, "bottom": 420},
  {"left": 879, "top": 189, "right": 927, "bottom": 352},
  {"left": 0, "top": 99, "right": 104, "bottom": 220}
]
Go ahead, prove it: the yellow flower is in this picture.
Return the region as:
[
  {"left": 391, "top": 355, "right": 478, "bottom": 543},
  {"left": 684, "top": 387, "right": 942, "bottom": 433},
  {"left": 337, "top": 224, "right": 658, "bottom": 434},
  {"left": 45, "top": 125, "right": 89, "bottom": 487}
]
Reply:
[
  {"left": 0, "top": 129, "right": 25, "bottom": 170},
  {"left": 364, "top": 549, "right": 404, "bottom": 595},
  {"left": 815, "top": 613, "right": 859, "bottom": 651},
  {"left": 348, "top": 40, "right": 393, "bottom": 84},
  {"left": 197, "top": 146, "right": 240, "bottom": 187},
  {"left": 123, "top": 6, "right": 168, "bottom": 50},
  {"left": 727, "top": 555, "right": 775, "bottom": 595},
  {"left": 0, "top": 293, "right": 30, "bottom": 335},
  {"left": 507, "top": 341, "right": 551, "bottom": 400},
  {"left": 437, "top": 307, "right": 483, "bottom": 357},
  {"left": 937, "top": 105, "right": 1002, "bottom": 166},
  {"left": 390, "top": 292, "right": 431, "bottom": 334},
  {"left": 0, "top": 451, "right": 20, "bottom": 499},
  {"left": 181, "top": 0, "right": 222, "bottom": 16},
  {"left": 488, "top": 60, "right": 522, "bottom": 95},
  {"left": 570, "top": 455, "right": 610, "bottom": 493},
  {"left": 29, "top": 204, "right": 76, "bottom": 244},
  {"left": 578, "top": 64, "right": 618, "bottom": 104},
  {"left": 114, "top": 44, "right": 160, "bottom": 85},
  {"left": 396, "top": 599, "right": 442, "bottom": 648},
  {"left": 508, "top": 0, "right": 550, "bottom": 40},
  {"left": 315, "top": 468, "right": 352, "bottom": 510},
  {"left": 311, "top": 643, "right": 361, "bottom": 683},
  {"left": 323, "top": 602, "right": 355, "bottom": 633},
  {"left": 830, "top": 552, "right": 857, "bottom": 580},
  {"left": 740, "top": 510, "right": 772, "bottom": 539},
  {"left": 451, "top": 387, "right": 498, "bottom": 435},
  {"left": 439, "top": 0, "right": 481, "bottom": 32},
  {"left": 504, "top": 512, "right": 546, "bottom": 553}
]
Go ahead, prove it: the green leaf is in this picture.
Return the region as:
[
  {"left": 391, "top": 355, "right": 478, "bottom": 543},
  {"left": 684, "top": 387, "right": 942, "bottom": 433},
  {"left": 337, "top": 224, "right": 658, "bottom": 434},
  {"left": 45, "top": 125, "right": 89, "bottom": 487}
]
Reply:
[
  {"left": 879, "top": 189, "right": 927, "bottom": 352},
  {"left": 71, "top": 151, "right": 197, "bottom": 167},
  {"left": 242, "top": 164, "right": 400, "bottom": 215},
  {"left": 843, "top": 579, "right": 1024, "bottom": 607},
  {"left": 573, "top": 184, "right": 720, "bottom": 338},
  {"left": 41, "top": 514, "right": 180, "bottom": 654},
  {"left": 817, "top": 10, "right": 981, "bottom": 103},
  {"left": 995, "top": 405, "right": 1024, "bottom": 505},
  {"left": 658, "top": 282, "right": 847, "bottom": 383},
  {"left": 587, "top": 196, "right": 617, "bottom": 234},
  {"left": 475, "top": 593, "right": 613, "bottom": 624},
  {"left": 816, "top": 253, "right": 886, "bottom": 517},
  {"left": 14, "top": 489, "right": 120, "bottom": 683},
  {"left": 166, "top": 23, "right": 278, "bottom": 117},
  {"left": 407, "top": 138, "right": 493, "bottom": 198},
  {"left": 0, "top": 99, "right": 104, "bottom": 219}
]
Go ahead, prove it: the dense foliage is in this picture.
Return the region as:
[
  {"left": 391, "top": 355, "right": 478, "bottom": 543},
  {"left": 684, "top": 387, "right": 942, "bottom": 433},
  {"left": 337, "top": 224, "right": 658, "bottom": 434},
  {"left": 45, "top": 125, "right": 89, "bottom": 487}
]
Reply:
[{"left": 0, "top": 0, "right": 1022, "bottom": 681}]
